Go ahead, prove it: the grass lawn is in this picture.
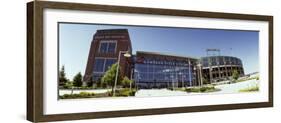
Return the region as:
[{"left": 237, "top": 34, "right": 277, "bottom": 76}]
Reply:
[
  {"left": 59, "top": 88, "right": 136, "bottom": 99},
  {"left": 235, "top": 76, "right": 259, "bottom": 83},
  {"left": 239, "top": 85, "right": 259, "bottom": 92}
]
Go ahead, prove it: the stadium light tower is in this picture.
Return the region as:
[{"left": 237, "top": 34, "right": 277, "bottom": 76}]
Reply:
[{"left": 206, "top": 48, "right": 221, "bottom": 56}]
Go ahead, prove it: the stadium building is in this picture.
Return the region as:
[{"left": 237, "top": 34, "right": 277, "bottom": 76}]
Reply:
[
  {"left": 200, "top": 56, "right": 244, "bottom": 83},
  {"left": 83, "top": 29, "right": 245, "bottom": 88}
]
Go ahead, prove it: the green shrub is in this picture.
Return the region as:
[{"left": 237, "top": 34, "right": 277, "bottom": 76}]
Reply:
[
  {"left": 185, "top": 87, "right": 200, "bottom": 92},
  {"left": 94, "top": 92, "right": 111, "bottom": 98},
  {"left": 256, "top": 76, "right": 259, "bottom": 80},
  {"left": 121, "top": 76, "right": 132, "bottom": 88},
  {"left": 60, "top": 92, "right": 95, "bottom": 99},
  {"left": 79, "top": 92, "right": 94, "bottom": 97},
  {"left": 200, "top": 87, "right": 207, "bottom": 92},
  {"left": 63, "top": 82, "right": 74, "bottom": 89},
  {"left": 184, "top": 85, "right": 217, "bottom": 93},
  {"left": 115, "top": 88, "right": 136, "bottom": 97},
  {"left": 232, "top": 70, "right": 239, "bottom": 81}
]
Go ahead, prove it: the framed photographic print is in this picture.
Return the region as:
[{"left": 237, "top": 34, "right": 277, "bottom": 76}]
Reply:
[{"left": 27, "top": 0, "right": 273, "bottom": 122}]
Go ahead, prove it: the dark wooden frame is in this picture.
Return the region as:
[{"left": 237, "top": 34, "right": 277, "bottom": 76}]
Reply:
[{"left": 27, "top": 1, "right": 273, "bottom": 122}]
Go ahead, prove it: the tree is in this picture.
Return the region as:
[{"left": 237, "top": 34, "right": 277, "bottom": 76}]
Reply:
[
  {"left": 59, "top": 65, "right": 68, "bottom": 87},
  {"left": 73, "top": 72, "right": 83, "bottom": 87},
  {"left": 64, "top": 81, "right": 74, "bottom": 94},
  {"left": 101, "top": 63, "right": 122, "bottom": 93},
  {"left": 121, "top": 76, "right": 132, "bottom": 88},
  {"left": 96, "top": 78, "right": 102, "bottom": 88},
  {"left": 232, "top": 70, "right": 239, "bottom": 81},
  {"left": 87, "top": 76, "right": 94, "bottom": 87},
  {"left": 202, "top": 76, "right": 209, "bottom": 84}
]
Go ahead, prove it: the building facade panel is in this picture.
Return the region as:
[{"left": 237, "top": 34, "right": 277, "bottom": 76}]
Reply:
[
  {"left": 83, "top": 29, "right": 132, "bottom": 83},
  {"left": 134, "top": 51, "right": 198, "bottom": 89}
]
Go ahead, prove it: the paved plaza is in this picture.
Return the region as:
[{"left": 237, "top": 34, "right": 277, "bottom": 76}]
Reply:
[{"left": 59, "top": 79, "right": 259, "bottom": 97}]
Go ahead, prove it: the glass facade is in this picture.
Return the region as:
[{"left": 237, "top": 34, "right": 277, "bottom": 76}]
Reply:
[
  {"left": 93, "top": 59, "right": 105, "bottom": 72},
  {"left": 219, "top": 57, "right": 224, "bottom": 65},
  {"left": 99, "top": 43, "right": 107, "bottom": 53},
  {"left": 225, "top": 57, "right": 231, "bottom": 65},
  {"left": 104, "top": 59, "right": 116, "bottom": 71},
  {"left": 93, "top": 58, "right": 117, "bottom": 81},
  {"left": 134, "top": 57, "right": 195, "bottom": 88},
  {"left": 108, "top": 43, "right": 116, "bottom": 53},
  {"left": 202, "top": 58, "right": 209, "bottom": 67},
  {"left": 99, "top": 41, "right": 116, "bottom": 53}
]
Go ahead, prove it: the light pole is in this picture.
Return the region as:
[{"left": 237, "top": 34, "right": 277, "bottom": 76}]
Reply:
[
  {"left": 135, "top": 71, "right": 139, "bottom": 91},
  {"left": 175, "top": 67, "right": 179, "bottom": 88},
  {"left": 197, "top": 63, "right": 203, "bottom": 87},
  {"left": 171, "top": 75, "right": 174, "bottom": 90},
  {"left": 182, "top": 75, "right": 185, "bottom": 89},
  {"left": 179, "top": 72, "right": 184, "bottom": 89},
  {"left": 188, "top": 59, "right": 192, "bottom": 87},
  {"left": 183, "top": 75, "right": 186, "bottom": 89},
  {"left": 113, "top": 51, "right": 131, "bottom": 96},
  {"left": 134, "top": 70, "right": 140, "bottom": 91},
  {"left": 130, "top": 68, "right": 133, "bottom": 92}
]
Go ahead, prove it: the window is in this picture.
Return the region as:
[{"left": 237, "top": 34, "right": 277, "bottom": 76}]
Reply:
[
  {"left": 99, "top": 41, "right": 116, "bottom": 53},
  {"left": 104, "top": 59, "right": 116, "bottom": 71},
  {"left": 134, "top": 62, "right": 194, "bottom": 83},
  {"left": 219, "top": 57, "right": 224, "bottom": 65},
  {"left": 93, "top": 59, "right": 104, "bottom": 72},
  {"left": 236, "top": 58, "right": 242, "bottom": 65},
  {"left": 202, "top": 58, "right": 209, "bottom": 67},
  {"left": 93, "top": 58, "right": 116, "bottom": 72},
  {"left": 108, "top": 43, "right": 116, "bottom": 53},
  {"left": 99, "top": 43, "right": 108, "bottom": 53},
  {"left": 211, "top": 57, "right": 217, "bottom": 65},
  {"left": 92, "top": 73, "right": 104, "bottom": 81}
]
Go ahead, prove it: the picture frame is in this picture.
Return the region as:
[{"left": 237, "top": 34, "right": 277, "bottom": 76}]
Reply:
[{"left": 27, "top": 1, "right": 273, "bottom": 122}]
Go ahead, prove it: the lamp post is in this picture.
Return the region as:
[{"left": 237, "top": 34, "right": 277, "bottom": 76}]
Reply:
[
  {"left": 175, "top": 67, "right": 179, "bottom": 88},
  {"left": 182, "top": 75, "right": 185, "bottom": 89},
  {"left": 130, "top": 68, "right": 133, "bottom": 92},
  {"left": 179, "top": 72, "right": 184, "bottom": 89},
  {"left": 113, "top": 51, "right": 131, "bottom": 96},
  {"left": 188, "top": 59, "right": 192, "bottom": 87},
  {"left": 197, "top": 63, "right": 203, "bottom": 87},
  {"left": 171, "top": 75, "right": 174, "bottom": 90},
  {"left": 134, "top": 70, "right": 139, "bottom": 91},
  {"left": 183, "top": 75, "right": 186, "bottom": 89}
]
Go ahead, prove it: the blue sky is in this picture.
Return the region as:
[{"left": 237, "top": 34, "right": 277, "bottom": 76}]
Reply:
[{"left": 59, "top": 23, "right": 259, "bottom": 80}]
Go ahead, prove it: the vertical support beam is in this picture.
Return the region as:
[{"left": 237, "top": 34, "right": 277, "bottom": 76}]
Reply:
[
  {"left": 217, "top": 57, "right": 221, "bottom": 79},
  {"left": 188, "top": 59, "right": 192, "bottom": 86},
  {"left": 208, "top": 57, "right": 213, "bottom": 83}
]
